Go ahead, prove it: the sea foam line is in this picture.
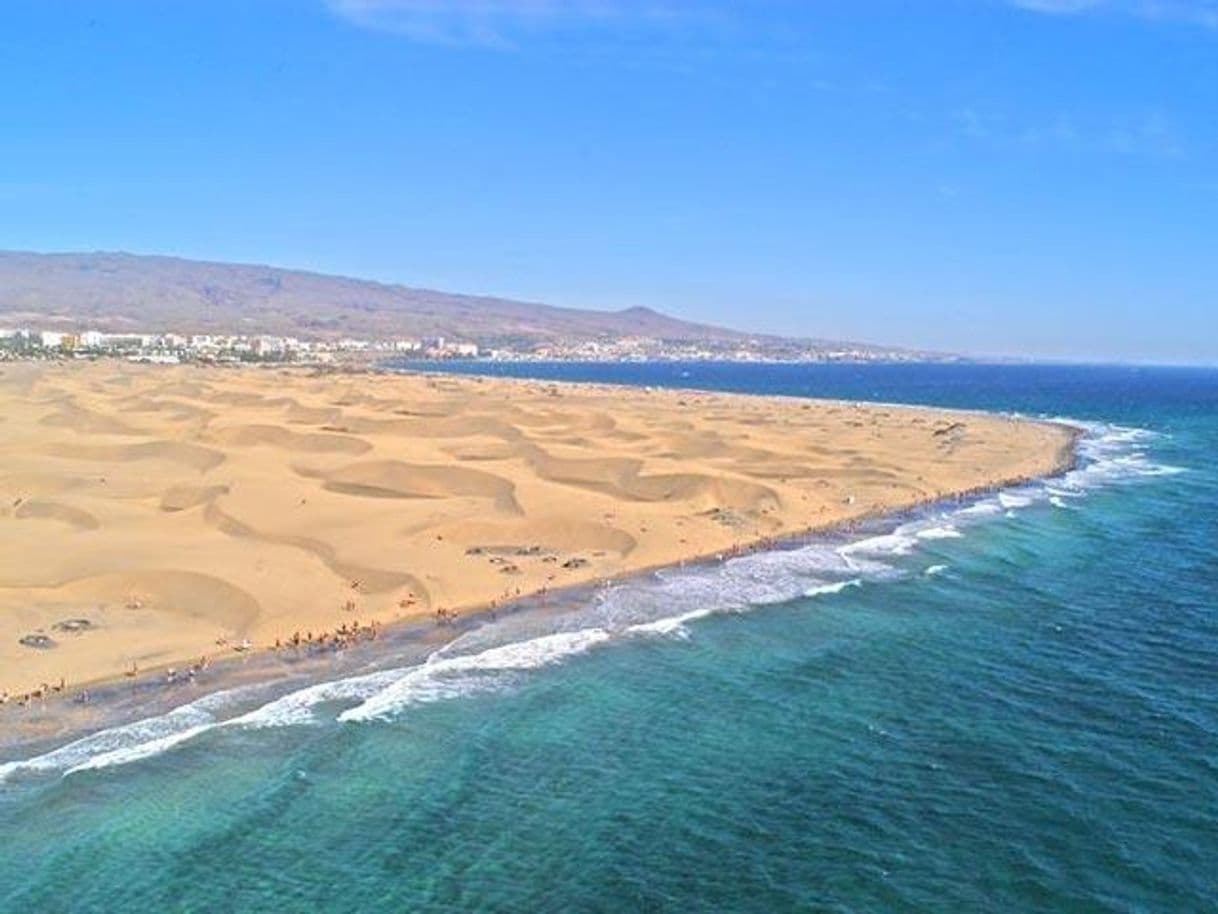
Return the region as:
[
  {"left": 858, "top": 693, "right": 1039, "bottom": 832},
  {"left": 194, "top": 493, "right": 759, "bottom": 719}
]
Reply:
[
  {"left": 337, "top": 628, "right": 613, "bottom": 723},
  {"left": 0, "top": 418, "right": 1182, "bottom": 779}
]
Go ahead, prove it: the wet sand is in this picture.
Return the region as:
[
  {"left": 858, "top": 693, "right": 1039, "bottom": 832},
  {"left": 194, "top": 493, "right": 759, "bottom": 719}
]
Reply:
[{"left": 0, "top": 360, "right": 1075, "bottom": 703}]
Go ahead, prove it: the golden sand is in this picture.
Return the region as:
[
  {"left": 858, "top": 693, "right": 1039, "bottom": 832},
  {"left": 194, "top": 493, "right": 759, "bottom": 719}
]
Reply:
[{"left": 0, "top": 361, "right": 1073, "bottom": 698}]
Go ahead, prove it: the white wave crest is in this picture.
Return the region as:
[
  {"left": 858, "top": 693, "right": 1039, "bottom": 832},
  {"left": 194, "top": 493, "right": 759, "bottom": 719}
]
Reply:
[
  {"left": 337, "top": 628, "right": 612, "bottom": 722},
  {"left": 0, "top": 688, "right": 252, "bottom": 783},
  {"left": 1, "top": 416, "right": 1181, "bottom": 777},
  {"left": 64, "top": 723, "right": 216, "bottom": 775},
  {"left": 626, "top": 608, "right": 711, "bottom": 637},
  {"left": 915, "top": 525, "right": 963, "bottom": 540},
  {"left": 805, "top": 578, "right": 862, "bottom": 597},
  {"left": 957, "top": 501, "right": 1003, "bottom": 517},
  {"left": 228, "top": 668, "right": 405, "bottom": 729},
  {"left": 839, "top": 533, "right": 917, "bottom": 557},
  {"left": 1055, "top": 420, "right": 1185, "bottom": 490}
]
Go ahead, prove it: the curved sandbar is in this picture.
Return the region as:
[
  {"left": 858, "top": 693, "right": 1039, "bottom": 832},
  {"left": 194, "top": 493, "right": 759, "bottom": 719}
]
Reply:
[{"left": 0, "top": 361, "right": 1075, "bottom": 700}]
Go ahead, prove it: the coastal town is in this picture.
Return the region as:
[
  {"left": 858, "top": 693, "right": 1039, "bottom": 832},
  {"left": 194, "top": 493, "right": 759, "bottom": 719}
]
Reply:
[{"left": 0, "top": 325, "right": 952, "bottom": 365}]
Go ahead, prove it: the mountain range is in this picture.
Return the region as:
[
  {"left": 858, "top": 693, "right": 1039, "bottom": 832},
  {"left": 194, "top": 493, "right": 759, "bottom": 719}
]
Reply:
[{"left": 0, "top": 250, "right": 921, "bottom": 357}]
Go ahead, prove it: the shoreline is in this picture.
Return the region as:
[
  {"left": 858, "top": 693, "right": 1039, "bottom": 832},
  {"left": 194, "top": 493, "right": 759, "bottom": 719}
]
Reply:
[
  {"left": 0, "top": 361, "right": 1076, "bottom": 729},
  {"left": 0, "top": 419, "right": 1080, "bottom": 758},
  {"left": 5, "top": 413, "right": 1079, "bottom": 699}
]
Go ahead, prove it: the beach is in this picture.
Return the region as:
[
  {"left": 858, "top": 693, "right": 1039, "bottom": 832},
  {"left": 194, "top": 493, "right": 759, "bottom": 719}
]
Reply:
[
  {"left": 1, "top": 362, "right": 1209, "bottom": 913},
  {"left": 0, "top": 360, "right": 1074, "bottom": 701}
]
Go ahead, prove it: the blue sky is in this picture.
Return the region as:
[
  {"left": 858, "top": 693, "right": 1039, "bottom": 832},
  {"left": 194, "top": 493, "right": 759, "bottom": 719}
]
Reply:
[{"left": 1, "top": 1, "right": 1215, "bottom": 363}]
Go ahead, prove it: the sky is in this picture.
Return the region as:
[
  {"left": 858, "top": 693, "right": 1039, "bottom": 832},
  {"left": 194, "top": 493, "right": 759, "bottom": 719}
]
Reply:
[{"left": 1, "top": 1, "right": 1215, "bottom": 363}]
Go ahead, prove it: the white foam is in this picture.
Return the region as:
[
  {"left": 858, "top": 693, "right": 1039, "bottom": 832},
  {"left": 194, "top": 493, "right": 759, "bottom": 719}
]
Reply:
[
  {"left": 0, "top": 690, "right": 241, "bottom": 783},
  {"left": 1044, "top": 485, "right": 1083, "bottom": 499},
  {"left": 626, "top": 609, "right": 708, "bottom": 637},
  {"left": 64, "top": 723, "right": 216, "bottom": 775},
  {"left": 338, "top": 628, "right": 612, "bottom": 722},
  {"left": 600, "top": 542, "right": 887, "bottom": 629},
  {"left": 839, "top": 533, "right": 917, "bottom": 557},
  {"left": 1055, "top": 420, "right": 1185, "bottom": 489},
  {"left": 956, "top": 500, "right": 1003, "bottom": 518},
  {"left": 620, "top": 569, "right": 862, "bottom": 638},
  {"left": 915, "top": 525, "right": 963, "bottom": 540},
  {"left": 804, "top": 578, "right": 862, "bottom": 597},
  {"left": 2, "top": 416, "right": 1182, "bottom": 776},
  {"left": 227, "top": 668, "right": 404, "bottom": 729},
  {"left": 615, "top": 551, "right": 866, "bottom": 636}
]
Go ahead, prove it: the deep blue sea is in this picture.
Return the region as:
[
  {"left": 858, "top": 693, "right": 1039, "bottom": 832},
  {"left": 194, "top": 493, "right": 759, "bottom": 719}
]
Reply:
[{"left": 2, "top": 363, "right": 1216, "bottom": 913}]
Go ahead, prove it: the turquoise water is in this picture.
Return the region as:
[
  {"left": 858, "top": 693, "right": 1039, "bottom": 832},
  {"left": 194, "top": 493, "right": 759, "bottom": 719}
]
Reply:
[{"left": 2, "top": 364, "right": 1216, "bottom": 913}]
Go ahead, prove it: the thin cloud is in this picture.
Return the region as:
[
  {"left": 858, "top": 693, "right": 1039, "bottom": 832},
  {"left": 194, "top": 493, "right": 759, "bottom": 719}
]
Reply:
[
  {"left": 325, "top": 1, "right": 713, "bottom": 47},
  {"left": 1009, "top": 0, "right": 1218, "bottom": 27},
  {"left": 949, "top": 107, "right": 1186, "bottom": 158},
  {"left": 1010, "top": 0, "right": 1105, "bottom": 12}
]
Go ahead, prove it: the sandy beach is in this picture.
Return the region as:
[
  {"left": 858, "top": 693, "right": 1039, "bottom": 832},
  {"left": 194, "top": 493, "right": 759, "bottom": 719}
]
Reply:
[{"left": 0, "top": 361, "right": 1074, "bottom": 700}]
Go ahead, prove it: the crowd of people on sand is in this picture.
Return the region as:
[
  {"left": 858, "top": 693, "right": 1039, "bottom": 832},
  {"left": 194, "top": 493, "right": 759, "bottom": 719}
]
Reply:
[
  {"left": 4, "top": 533, "right": 848, "bottom": 714},
  {"left": 0, "top": 677, "right": 67, "bottom": 708},
  {"left": 6, "top": 521, "right": 899, "bottom": 714},
  {"left": 272, "top": 619, "right": 381, "bottom": 655},
  {"left": 149, "top": 655, "right": 215, "bottom": 689},
  {"left": 0, "top": 655, "right": 222, "bottom": 710},
  {"left": 1, "top": 621, "right": 390, "bottom": 712}
]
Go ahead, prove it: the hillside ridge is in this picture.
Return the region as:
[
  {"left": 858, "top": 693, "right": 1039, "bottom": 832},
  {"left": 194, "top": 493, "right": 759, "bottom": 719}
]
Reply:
[{"left": 0, "top": 250, "right": 765, "bottom": 345}]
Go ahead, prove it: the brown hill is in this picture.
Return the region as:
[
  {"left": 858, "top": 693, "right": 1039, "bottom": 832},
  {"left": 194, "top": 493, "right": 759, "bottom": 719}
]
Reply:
[{"left": 0, "top": 250, "right": 760, "bottom": 345}]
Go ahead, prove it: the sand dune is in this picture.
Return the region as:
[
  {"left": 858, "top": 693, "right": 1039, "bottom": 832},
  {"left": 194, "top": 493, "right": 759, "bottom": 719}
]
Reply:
[
  {"left": 58, "top": 570, "right": 262, "bottom": 633},
  {"left": 159, "top": 484, "right": 230, "bottom": 512},
  {"left": 200, "top": 501, "right": 428, "bottom": 598},
  {"left": 283, "top": 401, "right": 343, "bottom": 425},
  {"left": 441, "top": 441, "right": 519, "bottom": 462},
  {"left": 206, "top": 423, "right": 372, "bottom": 455},
  {"left": 41, "top": 440, "right": 227, "bottom": 473},
  {"left": 39, "top": 402, "right": 146, "bottom": 436},
  {"left": 443, "top": 517, "right": 638, "bottom": 557},
  {"left": 320, "top": 460, "right": 514, "bottom": 499},
  {"left": 13, "top": 500, "right": 100, "bottom": 530},
  {"left": 115, "top": 395, "right": 218, "bottom": 425},
  {"left": 0, "top": 472, "right": 85, "bottom": 497},
  {"left": 0, "top": 361, "right": 1074, "bottom": 697}
]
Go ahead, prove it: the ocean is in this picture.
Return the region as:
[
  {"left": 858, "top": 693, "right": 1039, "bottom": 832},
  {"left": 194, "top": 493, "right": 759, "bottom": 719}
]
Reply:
[{"left": 1, "top": 362, "right": 1215, "bottom": 913}]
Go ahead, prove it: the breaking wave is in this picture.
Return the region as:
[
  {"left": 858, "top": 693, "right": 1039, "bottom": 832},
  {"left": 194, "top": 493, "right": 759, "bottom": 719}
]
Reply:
[
  {"left": 0, "top": 688, "right": 246, "bottom": 782},
  {"left": 337, "top": 629, "right": 613, "bottom": 723},
  {"left": 0, "top": 419, "right": 1185, "bottom": 780}
]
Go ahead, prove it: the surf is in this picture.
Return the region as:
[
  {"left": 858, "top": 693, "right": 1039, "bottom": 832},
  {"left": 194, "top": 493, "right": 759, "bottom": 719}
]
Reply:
[{"left": 0, "top": 418, "right": 1184, "bottom": 780}]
